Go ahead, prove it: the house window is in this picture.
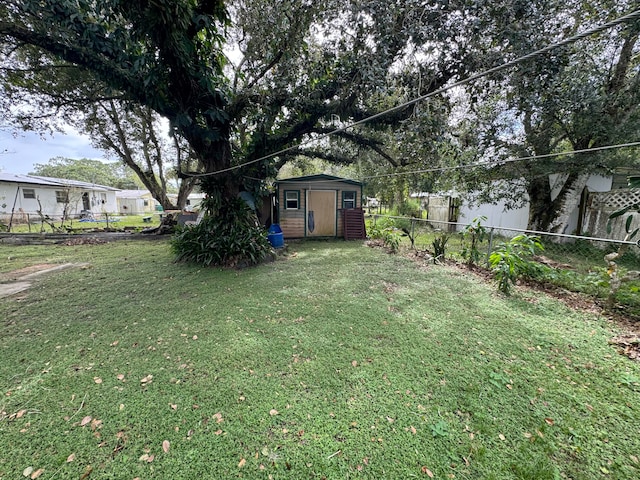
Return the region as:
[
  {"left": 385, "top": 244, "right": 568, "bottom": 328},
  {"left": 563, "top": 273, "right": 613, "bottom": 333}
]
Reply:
[
  {"left": 143, "top": 199, "right": 149, "bottom": 207},
  {"left": 22, "top": 188, "right": 36, "bottom": 199},
  {"left": 55, "top": 190, "right": 69, "bottom": 203},
  {"left": 342, "top": 191, "right": 356, "bottom": 209},
  {"left": 285, "top": 190, "right": 299, "bottom": 210},
  {"left": 100, "top": 193, "right": 107, "bottom": 204}
]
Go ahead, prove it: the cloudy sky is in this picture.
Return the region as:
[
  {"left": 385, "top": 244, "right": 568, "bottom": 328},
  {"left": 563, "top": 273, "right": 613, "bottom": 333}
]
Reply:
[{"left": 0, "top": 128, "right": 110, "bottom": 175}]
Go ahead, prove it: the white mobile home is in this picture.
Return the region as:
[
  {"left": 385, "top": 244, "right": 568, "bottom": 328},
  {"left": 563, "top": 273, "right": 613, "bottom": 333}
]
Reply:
[
  {"left": 116, "top": 189, "right": 160, "bottom": 214},
  {"left": 0, "top": 173, "right": 118, "bottom": 222}
]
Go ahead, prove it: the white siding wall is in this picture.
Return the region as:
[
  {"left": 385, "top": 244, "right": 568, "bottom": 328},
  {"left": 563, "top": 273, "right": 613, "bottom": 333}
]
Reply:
[
  {"left": 0, "top": 183, "right": 117, "bottom": 218},
  {"left": 458, "top": 199, "right": 530, "bottom": 231}
]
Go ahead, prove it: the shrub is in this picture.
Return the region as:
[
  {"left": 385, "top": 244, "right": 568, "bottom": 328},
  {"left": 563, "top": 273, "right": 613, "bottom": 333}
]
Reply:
[
  {"left": 489, "top": 234, "right": 544, "bottom": 295},
  {"left": 171, "top": 197, "right": 272, "bottom": 268},
  {"left": 431, "top": 233, "right": 449, "bottom": 263},
  {"left": 367, "top": 218, "right": 402, "bottom": 253},
  {"left": 461, "top": 216, "right": 487, "bottom": 266},
  {"left": 392, "top": 199, "right": 422, "bottom": 219}
]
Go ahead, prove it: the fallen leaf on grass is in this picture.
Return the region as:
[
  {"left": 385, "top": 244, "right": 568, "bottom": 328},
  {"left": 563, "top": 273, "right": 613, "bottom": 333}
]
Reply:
[
  {"left": 22, "top": 467, "right": 33, "bottom": 477},
  {"left": 90, "top": 418, "right": 103, "bottom": 430},
  {"left": 93, "top": 377, "right": 102, "bottom": 384},
  {"left": 80, "top": 416, "right": 92, "bottom": 427},
  {"left": 499, "top": 434, "right": 506, "bottom": 441},
  {"left": 351, "top": 360, "right": 358, "bottom": 367},
  {"left": 630, "top": 455, "right": 639, "bottom": 464},
  {"left": 79, "top": 465, "right": 92, "bottom": 480},
  {"left": 421, "top": 466, "right": 434, "bottom": 477},
  {"left": 140, "top": 375, "right": 153, "bottom": 385},
  {"left": 162, "top": 440, "right": 170, "bottom": 453},
  {"left": 213, "top": 412, "right": 223, "bottom": 423},
  {"left": 16, "top": 409, "right": 27, "bottom": 419},
  {"left": 170, "top": 404, "right": 177, "bottom": 410},
  {"left": 116, "top": 374, "right": 125, "bottom": 381},
  {"left": 238, "top": 458, "right": 246, "bottom": 468},
  {"left": 544, "top": 417, "right": 554, "bottom": 426},
  {"left": 410, "top": 426, "right": 417, "bottom": 435},
  {"left": 30, "top": 468, "right": 45, "bottom": 479},
  {"left": 269, "top": 409, "right": 278, "bottom": 416},
  {"left": 66, "top": 453, "right": 76, "bottom": 463}
]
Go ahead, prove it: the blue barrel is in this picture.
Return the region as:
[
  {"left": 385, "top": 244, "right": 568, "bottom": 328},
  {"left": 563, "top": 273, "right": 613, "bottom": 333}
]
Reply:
[{"left": 267, "top": 224, "right": 284, "bottom": 248}]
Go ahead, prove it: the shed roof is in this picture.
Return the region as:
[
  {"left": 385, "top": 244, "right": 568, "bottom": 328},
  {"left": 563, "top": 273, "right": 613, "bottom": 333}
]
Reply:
[
  {"left": 116, "top": 189, "right": 154, "bottom": 199},
  {"left": 276, "top": 174, "right": 362, "bottom": 186},
  {"left": 0, "top": 172, "right": 118, "bottom": 191}
]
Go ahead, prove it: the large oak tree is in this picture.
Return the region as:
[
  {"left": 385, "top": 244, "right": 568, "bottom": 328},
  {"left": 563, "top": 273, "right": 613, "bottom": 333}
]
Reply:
[{"left": 4, "top": 1, "right": 635, "bottom": 261}]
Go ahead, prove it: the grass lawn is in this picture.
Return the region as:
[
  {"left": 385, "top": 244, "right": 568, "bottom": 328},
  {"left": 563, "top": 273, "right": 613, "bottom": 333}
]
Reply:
[
  {"left": 5, "top": 213, "right": 162, "bottom": 233},
  {"left": 1, "top": 240, "right": 640, "bottom": 479}
]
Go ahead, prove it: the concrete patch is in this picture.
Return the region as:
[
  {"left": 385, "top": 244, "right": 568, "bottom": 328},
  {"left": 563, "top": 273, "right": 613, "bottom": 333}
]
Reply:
[
  {"left": 0, "top": 263, "right": 90, "bottom": 299},
  {"left": 0, "top": 281, "right": 32, "bottom": 299}
]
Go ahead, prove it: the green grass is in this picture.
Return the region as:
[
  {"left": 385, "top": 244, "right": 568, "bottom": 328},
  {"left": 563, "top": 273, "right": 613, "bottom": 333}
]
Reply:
[
  {"left": 1, "top": 240, "right": 640, "bottom": 479},
  {"left": 5, "top": 213, "right": 160, "bottom": 233},
  {"left": 366, "top": 216, "right": 640, "bottom": 317}
]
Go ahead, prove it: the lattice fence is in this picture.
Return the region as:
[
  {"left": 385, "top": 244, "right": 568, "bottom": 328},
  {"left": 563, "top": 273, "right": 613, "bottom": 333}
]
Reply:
[{"left": 590, "top": 188, "right": 640, "bottom": 209}]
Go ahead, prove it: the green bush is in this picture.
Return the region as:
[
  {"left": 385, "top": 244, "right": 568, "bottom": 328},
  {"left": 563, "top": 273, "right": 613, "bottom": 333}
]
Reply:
[
  {"left": 431, "top": 233, "right": 449, "bottom": 262},
  {"left": 461, "top": 216, "right": 487, "bottom": 266},
  {"left": 171, "top": 197, "right": 272, "bottom": 268},
  {"left": 368, "top": 223, "right": 402, "bottom": 253},
  {"left": 489, "top": 234, "right": 544, "bottom": 295}
]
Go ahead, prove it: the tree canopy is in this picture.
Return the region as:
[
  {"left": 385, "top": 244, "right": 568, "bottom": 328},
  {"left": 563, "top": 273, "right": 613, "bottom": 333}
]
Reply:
[
  {"left": 1, "top": 0, "right": 640, "bottom": 261},
  {"left": 447, "top": 1, "right": 640, "bottom": 231},
  {"left": 30, "top": 156, "right": 138, "bottom": 189}
]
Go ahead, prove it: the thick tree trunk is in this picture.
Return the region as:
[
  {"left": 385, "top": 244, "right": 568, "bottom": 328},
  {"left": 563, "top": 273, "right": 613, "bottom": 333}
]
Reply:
[
  {"left": 527, "top": 173, "right": 589, "bottom": 234},
  {"left": 176, "top": 178, "right": 197, "bottom": 211},
  {"left": 547, "top": 173, "right": 589, "bottom": 234},
  {"left": 527, "top": 177, "right": 555, "bottom": 231}
]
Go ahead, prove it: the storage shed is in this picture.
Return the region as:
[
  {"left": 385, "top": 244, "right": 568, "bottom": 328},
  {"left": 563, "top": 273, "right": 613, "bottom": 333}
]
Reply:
[{"left": 276, "top": 174, "right": 366, "bottom": 239}]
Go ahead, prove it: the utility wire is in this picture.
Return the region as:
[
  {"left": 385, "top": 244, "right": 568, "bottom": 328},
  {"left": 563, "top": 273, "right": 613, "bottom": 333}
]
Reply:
[
  {"left": 187, "top": 9, "right": 640, "bottom": 178},
  {"left": 360, "top": 141, "right": 640, "bottom": 180},
  {"left": 259, "top": 140, "right": 640, "bottom": 185}
]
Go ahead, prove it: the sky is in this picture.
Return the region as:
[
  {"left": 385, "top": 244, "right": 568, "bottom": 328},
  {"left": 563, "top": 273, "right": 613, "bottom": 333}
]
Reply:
[{"left": 0, "top": 128, "right": 110, "bottom": 175}]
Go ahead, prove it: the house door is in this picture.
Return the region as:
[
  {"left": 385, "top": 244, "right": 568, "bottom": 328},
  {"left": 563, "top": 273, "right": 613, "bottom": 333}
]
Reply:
[
  {"left": 82, "top": 192, "right": 90, "bottom": 211},
  {"left": 307, "top": 190, "right": 336, "bottom": 236}
]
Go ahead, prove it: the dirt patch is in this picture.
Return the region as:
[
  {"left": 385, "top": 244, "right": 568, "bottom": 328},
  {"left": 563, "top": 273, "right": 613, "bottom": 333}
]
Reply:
[
  {"left": 63, "top": 237, "right": 108, "bottom": 246},
  {"left": 1, "top": 264, "right": 56, "bottom": 281},
  {"left": 609, "top": 334, "right": 640, "bottom": 361}
]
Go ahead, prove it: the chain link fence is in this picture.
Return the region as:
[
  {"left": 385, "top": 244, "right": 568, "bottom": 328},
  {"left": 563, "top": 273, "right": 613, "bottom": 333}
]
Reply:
[
  {"left": 368, "top": 214, "right": 639, "bottom": 267},
  {"left": 0, "top": 211, "right": 123, "bottom": 232}
]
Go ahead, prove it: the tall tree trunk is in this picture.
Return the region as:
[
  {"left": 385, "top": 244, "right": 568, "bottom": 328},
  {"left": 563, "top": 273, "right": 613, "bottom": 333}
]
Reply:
[
  {"left": 527, "top": 176, "right": 555, "bottom": 231},
  {"left": 176, "top": 177, "right": 197, "bottom": 211},
  {"left": 547, "top": 173, "right": 589, "bottom": 234},
  {"left": 527, "top": 172, "right": 590, "bottom": 234}
]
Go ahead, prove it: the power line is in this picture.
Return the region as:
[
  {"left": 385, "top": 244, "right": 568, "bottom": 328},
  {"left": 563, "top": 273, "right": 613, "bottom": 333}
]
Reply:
[
  {"left": 187, "top": 9, "right": 640, "bottom": 178},
  {"left": 360, "top": 141, "right": 640, "bottom": 180},
  {"left": 266, "top": 140, "right": 640, "bottom": 185}
]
